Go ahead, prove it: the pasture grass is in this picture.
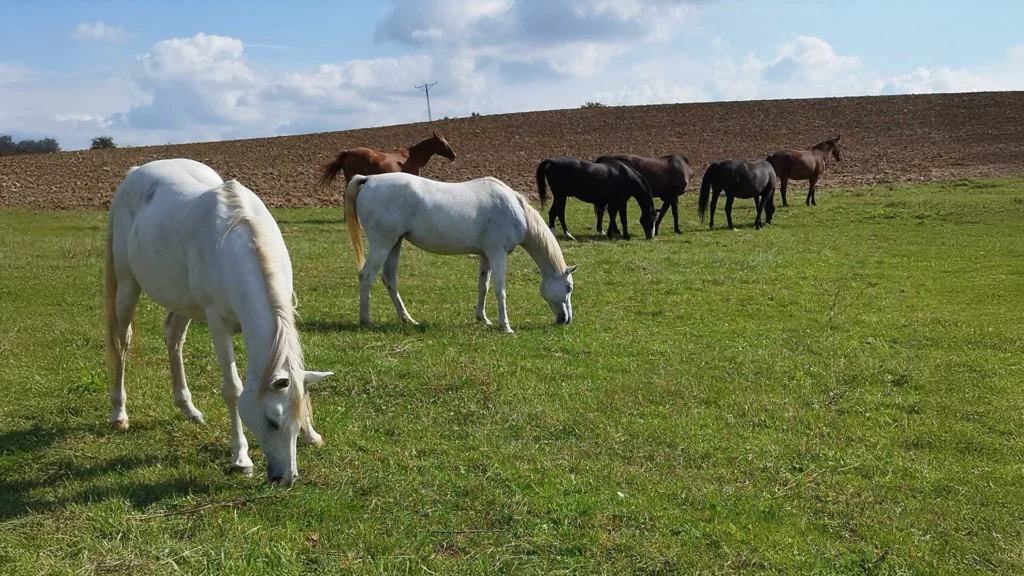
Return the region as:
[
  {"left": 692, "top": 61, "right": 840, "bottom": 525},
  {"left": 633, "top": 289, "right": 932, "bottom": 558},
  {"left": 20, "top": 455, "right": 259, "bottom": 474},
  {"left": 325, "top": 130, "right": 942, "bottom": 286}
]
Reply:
[{"left": 1, "top": 178, "right": 1023, "bottom": 574}]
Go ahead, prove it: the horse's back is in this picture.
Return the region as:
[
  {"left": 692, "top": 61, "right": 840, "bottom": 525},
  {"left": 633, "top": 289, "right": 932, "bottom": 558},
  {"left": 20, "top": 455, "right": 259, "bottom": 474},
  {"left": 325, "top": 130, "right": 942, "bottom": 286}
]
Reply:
[
  {"left": 357, "top": 173, "right": 527, "bottom": 255},
  {"left": 110, "top": 159, "right": 281, "bottom": 317}
]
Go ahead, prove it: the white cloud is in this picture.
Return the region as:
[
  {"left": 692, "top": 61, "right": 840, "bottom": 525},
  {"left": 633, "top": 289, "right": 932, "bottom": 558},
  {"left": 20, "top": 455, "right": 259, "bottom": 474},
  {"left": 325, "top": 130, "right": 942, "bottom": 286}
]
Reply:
[
  {"left": 0, "top": 63, "right": 30, "bottom": 85},
  {"left": 375, "top": 0, "right": 700, "bottom": 80},
  {"left": 73, "top": 21, "right": 131, "bottom": 43},
  {"left": 5, "top": 22, "right": 1024, "bottom": 151}
]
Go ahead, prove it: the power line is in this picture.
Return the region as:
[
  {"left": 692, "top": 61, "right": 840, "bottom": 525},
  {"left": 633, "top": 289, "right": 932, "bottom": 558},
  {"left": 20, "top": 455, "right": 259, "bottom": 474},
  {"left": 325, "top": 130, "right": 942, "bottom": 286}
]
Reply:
[{"left": 415, "top": 82, "right": 438, "bottom": 122}]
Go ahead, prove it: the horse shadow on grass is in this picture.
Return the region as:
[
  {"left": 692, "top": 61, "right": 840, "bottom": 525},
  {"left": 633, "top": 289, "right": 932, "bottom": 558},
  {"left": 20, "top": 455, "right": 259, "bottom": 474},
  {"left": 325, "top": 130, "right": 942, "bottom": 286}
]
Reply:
[
  {"left": 0, "top": 422, "right": 237, "bottom": 521},
  {"left": 300, "top": 317, "right": 431, "bottom": 334}
]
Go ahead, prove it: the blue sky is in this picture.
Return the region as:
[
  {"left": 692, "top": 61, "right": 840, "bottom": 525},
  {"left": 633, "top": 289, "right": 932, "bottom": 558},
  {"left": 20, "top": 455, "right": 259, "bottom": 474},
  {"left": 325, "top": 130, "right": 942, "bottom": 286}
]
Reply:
[{"left": 1, "top": 1, "right": 1022, "bottom": 149}]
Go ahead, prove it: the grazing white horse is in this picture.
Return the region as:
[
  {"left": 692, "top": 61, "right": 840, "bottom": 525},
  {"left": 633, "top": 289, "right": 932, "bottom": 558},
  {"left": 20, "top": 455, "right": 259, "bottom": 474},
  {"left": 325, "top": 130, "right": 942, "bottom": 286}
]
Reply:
[
  {"left": 344, "top": 172, "right": 579, "bottom": 333},
  {"left": 105, "top": 159, "right": 333, "bottom": 485}
]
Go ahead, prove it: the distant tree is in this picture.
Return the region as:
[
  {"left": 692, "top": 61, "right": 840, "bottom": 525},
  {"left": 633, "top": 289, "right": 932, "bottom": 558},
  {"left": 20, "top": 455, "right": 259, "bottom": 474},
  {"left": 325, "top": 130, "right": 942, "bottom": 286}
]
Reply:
[
  {"left": 0, "top": 134, "right": 60, "bottom": 156},
  {"left": 471, "top": 111, "right": 482, "bottom": 117},
  {"left": 582, "top": 101, "right": 606, "bottom": 108},
  {"left": 90, "top": 136, "right": 117, "bottom": 150}
]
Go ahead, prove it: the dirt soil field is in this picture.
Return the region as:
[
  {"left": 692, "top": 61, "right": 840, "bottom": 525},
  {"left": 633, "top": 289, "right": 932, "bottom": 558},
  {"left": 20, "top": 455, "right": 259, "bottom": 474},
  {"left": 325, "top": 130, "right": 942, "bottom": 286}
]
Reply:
[{"left": 2, "top": 92, "right": 1023, "bottom": 210}]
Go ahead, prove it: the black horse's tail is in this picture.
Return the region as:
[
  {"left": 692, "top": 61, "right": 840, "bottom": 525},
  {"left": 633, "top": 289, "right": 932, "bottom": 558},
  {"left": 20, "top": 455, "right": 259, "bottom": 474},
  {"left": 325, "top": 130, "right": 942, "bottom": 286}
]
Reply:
[
  {"left": 536, "top": 159, "right": 552, "bottom": 207},
  {"left": 698, "top": 162, "right": 719, "bottom": 222}
]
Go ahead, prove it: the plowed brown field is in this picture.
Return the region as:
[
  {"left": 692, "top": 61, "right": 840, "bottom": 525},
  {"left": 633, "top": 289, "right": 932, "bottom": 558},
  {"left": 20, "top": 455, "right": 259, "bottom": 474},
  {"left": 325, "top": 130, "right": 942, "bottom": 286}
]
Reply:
[{"left": 2, "top": 92, "right": 1022, "bottom": 210}]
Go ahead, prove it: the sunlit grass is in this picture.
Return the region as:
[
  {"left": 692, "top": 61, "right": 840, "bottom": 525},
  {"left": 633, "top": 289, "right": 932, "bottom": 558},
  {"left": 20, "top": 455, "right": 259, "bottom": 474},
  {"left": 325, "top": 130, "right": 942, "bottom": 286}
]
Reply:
[{"left": 1, "top": 178, "right": 1023, "bottom": 574}]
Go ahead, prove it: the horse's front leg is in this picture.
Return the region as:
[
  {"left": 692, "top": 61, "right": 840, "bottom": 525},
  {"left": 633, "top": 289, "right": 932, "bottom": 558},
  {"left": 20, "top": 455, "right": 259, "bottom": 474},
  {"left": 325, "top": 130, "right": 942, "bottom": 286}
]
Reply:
[
  {"left": 725, "top": 194, "right": 735, "bottom": 230},
  {"left": 754, "top": 195, "right": 764, "bottom": 230},
  {"left": 164, "top": 312, "right": 204, "bottom": 423},
  {"left": 595, "top": 203, "right": 606, "bottom": 234},
  {"left": 618, "top": 202, "right": 630, "bottom": 240},
  {"left": 780, "top": 178, "right": 789, "bottom": 207},
  {"left": 299, "top": 395, "right": 323, "bottom": 447},
  {"left": 381, "top": 241, "right": 417, "bottom": 325},
  {"left": 488, "top": 253, "right": 513, "bottom": 333},
  {"left": 476, "top": 255, "right": 492, "bottom": 325},
  {"left": 807, "top": 176, "right": 817, "bottom": 206},
  {"left": 207, "top": 313, "right": 253, "bottom": 475}
]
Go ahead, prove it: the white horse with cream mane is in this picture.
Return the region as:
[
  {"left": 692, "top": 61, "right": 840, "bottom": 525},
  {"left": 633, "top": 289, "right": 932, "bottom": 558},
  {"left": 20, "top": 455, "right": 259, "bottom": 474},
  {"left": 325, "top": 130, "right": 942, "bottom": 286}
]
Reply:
[
  {"left": 344, "top": 172, "right": 579, "bottom": 333},
  {"left": 105, "top": 159, "right": 333, "bottom": 485}
]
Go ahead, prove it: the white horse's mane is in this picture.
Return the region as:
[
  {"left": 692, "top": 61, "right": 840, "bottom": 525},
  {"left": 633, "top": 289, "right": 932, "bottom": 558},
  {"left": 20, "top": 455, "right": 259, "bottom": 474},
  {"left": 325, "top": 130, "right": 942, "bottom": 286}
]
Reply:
[
  {"left": 216, "top": 180, "right": 307, "bottom": 420},
  {"left": 513, "top": 191, "right": 567, "bottom": 273}
]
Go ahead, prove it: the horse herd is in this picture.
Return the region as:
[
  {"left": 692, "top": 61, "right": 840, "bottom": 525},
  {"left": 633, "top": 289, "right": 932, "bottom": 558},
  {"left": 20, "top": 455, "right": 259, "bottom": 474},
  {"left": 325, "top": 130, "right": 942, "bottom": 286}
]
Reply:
[{"left": 103, "top": 131, "right": 843, "bottom": 484}]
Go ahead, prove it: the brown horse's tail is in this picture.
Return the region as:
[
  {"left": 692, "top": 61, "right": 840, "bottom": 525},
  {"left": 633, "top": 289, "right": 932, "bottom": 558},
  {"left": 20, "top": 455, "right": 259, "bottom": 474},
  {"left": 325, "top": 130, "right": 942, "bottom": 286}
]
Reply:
[
  {"left": 536, "top": 159, "right": 552, "bottom": 207},
  {"left": 698, "top": 162, "right": 718, "bottom": 222},
  {"left": 345, "top": 175, "right": 369, "bottom": 269},
  {"left": 319, "top": 151, "right": 349, "bottom": 188}
]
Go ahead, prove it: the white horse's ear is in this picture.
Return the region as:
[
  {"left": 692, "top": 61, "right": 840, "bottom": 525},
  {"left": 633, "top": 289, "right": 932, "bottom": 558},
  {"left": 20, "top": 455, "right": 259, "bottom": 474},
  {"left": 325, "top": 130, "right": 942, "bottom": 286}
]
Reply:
[
  {"left": 303, "top": 371, "right": 333, "bottom": 386},
  {"left": 565, "top": 264, "right": 579, "bottom": 275}
]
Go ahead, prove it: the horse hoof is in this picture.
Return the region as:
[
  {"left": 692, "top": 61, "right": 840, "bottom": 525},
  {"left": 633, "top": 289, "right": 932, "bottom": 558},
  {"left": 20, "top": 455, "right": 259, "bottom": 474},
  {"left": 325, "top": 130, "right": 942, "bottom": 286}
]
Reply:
[
  {"left": 188, "top": 413, "right": 206, "bottom": 425},
  {"left": 402, "top": 317, "right": 419, "bottom": 326},
  {"left": 477, "top": 316, "right": 492, "bottom": 326},
  {"left": 499, "top": 325, "right": 514, "bottom": 334},
  {"left": 301, "top": 433, "right": 324, "bottom": 447},
  {"left": 109, "top": 419, "right": 129, "bottom": 431},
  {"left": 229, "top": 464, "right": 254, "bottom": 477}
]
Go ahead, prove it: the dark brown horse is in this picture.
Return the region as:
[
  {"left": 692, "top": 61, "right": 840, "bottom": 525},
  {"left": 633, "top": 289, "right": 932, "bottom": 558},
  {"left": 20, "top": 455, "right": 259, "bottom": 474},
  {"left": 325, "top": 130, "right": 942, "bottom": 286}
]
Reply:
[
  {"left": 698, "top": 159, "right": 777, "bottom": 230},
  {"left": 765, "top": 135, "right": 843, "bottom": 207},
  {"left": 595, "top": 153, "right": 694, "bottom": 235},
  {"left": 319, "top": 131, "right": 457, "bottom": 188}
]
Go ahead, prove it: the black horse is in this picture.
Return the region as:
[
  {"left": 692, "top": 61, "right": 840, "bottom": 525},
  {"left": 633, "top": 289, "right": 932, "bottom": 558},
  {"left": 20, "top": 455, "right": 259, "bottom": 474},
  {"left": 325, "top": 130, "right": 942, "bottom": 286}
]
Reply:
[
  {"left": 536, "top": 157, "right": 656, "bottom": 240},
  {"left": 595, "top": 153, "right": 694, "bottom": 235},
  {"left": 698, "top": 159, "right": 777, "bottom": 230}
]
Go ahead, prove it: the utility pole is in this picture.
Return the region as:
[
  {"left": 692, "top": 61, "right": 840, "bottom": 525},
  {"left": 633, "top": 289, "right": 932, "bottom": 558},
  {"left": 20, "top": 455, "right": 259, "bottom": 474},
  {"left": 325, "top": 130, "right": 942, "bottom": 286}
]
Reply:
[{"left": 415, "top": 81, "right": 437, "bottom": 122}]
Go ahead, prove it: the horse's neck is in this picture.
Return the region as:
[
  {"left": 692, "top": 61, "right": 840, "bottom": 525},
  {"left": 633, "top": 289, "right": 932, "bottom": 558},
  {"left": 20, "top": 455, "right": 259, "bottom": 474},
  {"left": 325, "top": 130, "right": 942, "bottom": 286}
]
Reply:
[
  {"left": 405, "top": 141, "right": 436, "bottom": 170},
  {"left": 812, "top": 145, "right": 833, "bottom": 161},
  {"left": 520, "top": 223, "right": 563, "bottom": 279},
  {"left": 225, "top": 258, "right": 291, "bottom": 387}
]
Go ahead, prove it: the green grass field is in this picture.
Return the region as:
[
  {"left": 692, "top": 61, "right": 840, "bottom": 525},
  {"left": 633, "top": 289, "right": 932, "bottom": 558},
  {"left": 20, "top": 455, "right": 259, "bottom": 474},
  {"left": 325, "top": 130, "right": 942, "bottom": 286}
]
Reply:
[{"left": 1, "top": 179, "right": 1023, "bottom": 574}]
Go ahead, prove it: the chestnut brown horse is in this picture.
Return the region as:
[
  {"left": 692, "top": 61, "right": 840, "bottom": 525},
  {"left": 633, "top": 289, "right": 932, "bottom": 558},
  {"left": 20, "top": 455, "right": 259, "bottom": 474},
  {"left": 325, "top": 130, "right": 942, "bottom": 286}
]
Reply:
[
  {"left": 765, "top": 135, "right": 843, "bottom": 207},
  {"left": 595, "top": 153, "right": 694, "bottom": 235},
  {"left": 319, "top": 131, "right": 457, "bottom": 188}
]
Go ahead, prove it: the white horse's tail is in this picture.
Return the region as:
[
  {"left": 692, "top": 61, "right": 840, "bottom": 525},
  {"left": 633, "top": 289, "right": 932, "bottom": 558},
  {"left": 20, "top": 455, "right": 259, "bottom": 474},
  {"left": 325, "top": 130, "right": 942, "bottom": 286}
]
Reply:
[
  {"left": 104, "top": 221, "right": 135, "bottom": 378},
  {"left": 345, "top": 175, "right": 369, "bottom": 269}
]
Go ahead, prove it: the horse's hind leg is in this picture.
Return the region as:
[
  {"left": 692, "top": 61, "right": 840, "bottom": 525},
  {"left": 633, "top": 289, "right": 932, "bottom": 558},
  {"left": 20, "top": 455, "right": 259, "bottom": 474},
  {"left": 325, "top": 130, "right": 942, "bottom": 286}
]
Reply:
[
  {"left": 709, "top": 188, "right": 721, "bottom": 230},
  {"left": 359, "top": 244, "right": 392, "bottom": 326},
  {"left": 671, "top": 196, "right": 682, "bottom": 234},
  {"left": 724, "top": 193, "right": 736, "bottom": 230},
  {"left": 780, "top": 178, "right": 789, "bottom": 207},
  {"left": 753, "top": 195, "right": 764, "bottom": 230},
  {"left": 594, "top": 203, "right": 606, "bottom": 234},
  {"left": 655, "top": 199, "right": 671, "bottom": 236},
  {"left": 164, "top": 312, "right": 204, "bottom": 423},
  {"left": 381, "top": 240, "right": 417, "bottom": 325},
  {"left": 555, "top": 197, "right": 575, "bottom": 241},
  {"left": 207, "top": 312, "right": 253, "bottom": 475},
  {"left": 807, "top": 176, "right": 817, "bottom": 206},
  {"left": 108, "top": 277, "right": 141, "bottom": 430},
  {"left": 476, "top": 255, "right": 492, "bottom": 325},
  {"left": 487, "top": 252, "right": 514, "bottom": 333}
]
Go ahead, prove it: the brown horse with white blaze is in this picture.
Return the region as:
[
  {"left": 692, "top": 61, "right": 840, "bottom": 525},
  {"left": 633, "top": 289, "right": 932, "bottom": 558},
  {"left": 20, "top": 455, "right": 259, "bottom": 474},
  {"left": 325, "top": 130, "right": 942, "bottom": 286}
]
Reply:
[
  {"left": 766, "top": 135, "right": 843, "bottom": 207},
  {"left": 319, "top": 131, "right": 457, "bottom": 188}
]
